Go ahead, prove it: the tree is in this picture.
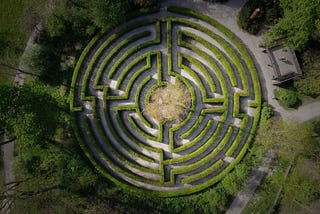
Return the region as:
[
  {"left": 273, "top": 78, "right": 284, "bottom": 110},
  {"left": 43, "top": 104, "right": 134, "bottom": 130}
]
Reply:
[
  {"left": 86, "top": 0, "right": 130, "bottom": 32},
  {"left": 258, "top": 119, "right": 313, "bottom": 163},
  {"left": 266, "top": 0, "right": 320, "bottom": 50},
  {"left": 293, "top": 44, "right": 320, "bottom": 97},
  {"left": 273, "top": 87, "right": 299, "bottom": 108},
  {"left": 280, "top": 159, "right": 320, "bottom": 212},
  {"left": 43, "top": 0, "right": 95, "bottom": 41},
  {"left": 132, "top": 0, "right": 157, "bottom": 7},
  {"left": 0, "top": 83, "right": 100, "bottom": 211},
  {"left": 21, "top": 44, "right": 61, "bottom": 85},
  {"left": 0, "top": 84, "right": 62, "bottom": 144}
]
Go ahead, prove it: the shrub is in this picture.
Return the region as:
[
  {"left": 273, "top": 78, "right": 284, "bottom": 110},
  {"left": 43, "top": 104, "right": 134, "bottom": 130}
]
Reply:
[
  {"left": 237, "top": 0, "right": 282, "bottom": 35},
  {"left": 311, "top": 120, "right": 320, "bottom": 136},
  {"left": 261, "top": 102, "right": 273, "bottom": 120},
  {"left": 259, "top": 102, "right": 273, "bottom": 129},
  {"left": 294, "top": 43, "right": 320, "bottom": 97},
  {"left": 22, "top": 44, "right": 61, "bottom": 85},
  {"left": 274, "top": 87, "right": 299, "bottom": 108}
]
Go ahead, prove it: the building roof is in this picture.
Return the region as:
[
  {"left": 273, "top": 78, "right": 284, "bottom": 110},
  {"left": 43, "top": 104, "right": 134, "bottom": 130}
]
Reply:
[{"left": 266, "top": 40, "right": 302, "bottom": 85}]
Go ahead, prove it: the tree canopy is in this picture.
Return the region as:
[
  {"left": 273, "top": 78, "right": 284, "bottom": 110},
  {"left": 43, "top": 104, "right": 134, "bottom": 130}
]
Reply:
[
  {"left": 0, "top": 84, "right": 62, "bottom": 143},
  {"left": 267, "top": 0, "right": 320, "bottom": 50}
]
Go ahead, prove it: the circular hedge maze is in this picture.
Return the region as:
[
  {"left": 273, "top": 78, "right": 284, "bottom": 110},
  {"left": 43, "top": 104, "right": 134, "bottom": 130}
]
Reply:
[{"left": 70, "top": 7, "right": 261, "bottom": 197}]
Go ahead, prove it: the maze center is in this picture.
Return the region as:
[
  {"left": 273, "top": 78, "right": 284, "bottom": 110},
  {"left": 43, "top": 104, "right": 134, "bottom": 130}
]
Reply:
[
  {"left": 70, "top": 6, "right": 261, "bottom": 196},
  {"left": 144, "top": 79, "right": 191, "bottom": 124}
]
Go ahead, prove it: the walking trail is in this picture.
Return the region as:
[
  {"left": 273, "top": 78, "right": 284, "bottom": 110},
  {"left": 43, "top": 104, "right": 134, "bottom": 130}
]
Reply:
[{"left": 0, "top": 21, "right": 43, "bottom": 214}]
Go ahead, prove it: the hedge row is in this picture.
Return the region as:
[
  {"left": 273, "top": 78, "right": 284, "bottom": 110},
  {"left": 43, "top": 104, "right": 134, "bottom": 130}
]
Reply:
[
  {"left": 105, "top": 105, "right": 155, "bottom": 162},
  {"left": 71, "top": 6, "right": 262, "bottom": 197},
  {"left": 179, "top": 52, "right": 217, "bottom": 98},
  {"left": 173, "top": 18, "right": 248, "bottom": 90},
  {"left": 168, "top": 74, "right": 197, "bottom": 130},
  {"left": 92, "top": 114, "right": 160, "bottom": 175},
  {"left": 180, "top": 115, "right": 205, "bottom": 139},
  {"left": 175, "top": 119, "right": 214, "bottom": 153},
  {"left": 225, "top": 115, "right": 248, "bottom": 157},
  {"left": 82, "top": 117, "right": 162, "bottom": 186},
  {"left": 178, "top": 56, "right": 218, "bottom": 104},
  {"left": 165, "top": 122, "right": 224, "bottom": 165},
  {"left": 106, "top": 22, "right": 160, "bottom": 80},
  {"left": 169, "top": 125, "right": 234, "bottom": 181},
  {"left": 168, "top": 6, "right": 261, "bottom": 106},
  {"left": 75, "top": 19, "right": 161, "bottom": 107},
  {"left": 181, "top": 159, "right": 223, "bottom": 184},
  {"left": 87, "top": 19, "right": 159, "bottom": 97},
  {"left": 127, "top": 115, "right": 158, "bottom": 142},
  {"left": 179, "top": 30, "right": 237, "bottom": 87},
  {"left": 177, "top": 37, "right": 229, "bottom": 103}
]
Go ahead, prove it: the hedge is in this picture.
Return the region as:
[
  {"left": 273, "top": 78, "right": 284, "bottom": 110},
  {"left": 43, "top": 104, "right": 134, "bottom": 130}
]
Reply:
[
  {"left": 165, "top": 122, "right": 225, "bottom": 165},
  {"left": 170, "top": 125, "right": 234, "bottom": 179},
  {"left": 175, "top": 119, "right": 213, "bottom": 153}
]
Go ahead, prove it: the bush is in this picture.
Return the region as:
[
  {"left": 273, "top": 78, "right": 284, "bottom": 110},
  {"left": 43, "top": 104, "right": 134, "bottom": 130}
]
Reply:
[
  {"left": 274, "top": 87, "right": 299, "bottom": 108},
  {"left": 311, "top": 120, "right": 320, "bottom": 136},
  {"left": 22, "top": 44, "right": 62, "bottom": 85},
  {"left": 294, "top": 43, "right": 320, "bottom": 97},
  {"left": 238, "top": 0, "right": 282, "bottom": 35},
  {"left": 261, "top": 102, "right": 273, "bottom": 120},
  {"left": 259, "top": 102, "right": 273, "bottom": 129}
]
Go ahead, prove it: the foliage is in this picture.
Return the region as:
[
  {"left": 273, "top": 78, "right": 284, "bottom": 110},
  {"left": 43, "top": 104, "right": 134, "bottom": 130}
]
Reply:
[
  {"left": 0, "top": 83, "right": 99, "bottom": 197},
  {"left": 262, "top": 119, "right": 313, "bottom": 163},
  {"left": 22, "top": 44, "right": 62, "bottom": 85},
  {"left": 238, "top": 0, "right": 282, "bottom": 34},
  {"left": 0, "top": 0, "right": 30, "bottom": 85},
  {"left": 266, "top": 0, "right": 320, "bottom": 50},
  {"left": 42, "top": 0, "right": 95, "bottom": 42},
  {"left": 0, "top": 0, "right": 27, "bottom": 57},
  {"left": 294, "top": 42, "right": 320, "bottom": 97},
  {"left": 245, "top": 119, "right": 320, "bottom": 213},
  {"left": 282, "top": 159, "right": 320, "bottom": 208},
  {"left": 85, "top": 0, "right": 130, "bottom": 33},
  {"left": 243, "top": 170, "right": 280, "bottom": 213},
  {"left": 259, "top": 102, "right": 274, "bottom": 129},
  {"left": 0, "top": 84, "right": 61, "bottom": 142},
  {"left": 221, "top": 163, "right": 250, "bottom": 195},
  {"left": 273, "top": 87, "right": 299, "bottom": 108},
  {"left": 311, "top": 120, "right": 320, "bottom": 135},
  {"left": 132, "top": 0, "right": 157, "bottom": 7}
]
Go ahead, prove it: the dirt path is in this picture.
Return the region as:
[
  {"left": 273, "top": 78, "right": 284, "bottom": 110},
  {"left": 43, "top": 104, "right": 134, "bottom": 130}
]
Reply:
[{"left": 0, "top": 21, "right": 43, "bottom": 214}]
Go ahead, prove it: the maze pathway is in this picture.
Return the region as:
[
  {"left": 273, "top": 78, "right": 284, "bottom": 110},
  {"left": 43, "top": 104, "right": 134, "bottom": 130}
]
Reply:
[{"left": 70, "top": 7, "right": 261, "bottom": 196}]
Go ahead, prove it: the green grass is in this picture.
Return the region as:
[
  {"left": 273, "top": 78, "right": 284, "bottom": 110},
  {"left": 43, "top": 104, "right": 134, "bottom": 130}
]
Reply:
[
  {"left": 0, "top": 0, "right": 27, "bottom": 51},
  {"left": 0, "top": 0, "right": 28, "bottom": 85}
]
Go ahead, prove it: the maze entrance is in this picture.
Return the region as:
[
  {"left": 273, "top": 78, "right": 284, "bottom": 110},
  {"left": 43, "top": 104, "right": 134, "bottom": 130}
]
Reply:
[{"left": 70, "top": 7, "right": 261, "bottom": 196}]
